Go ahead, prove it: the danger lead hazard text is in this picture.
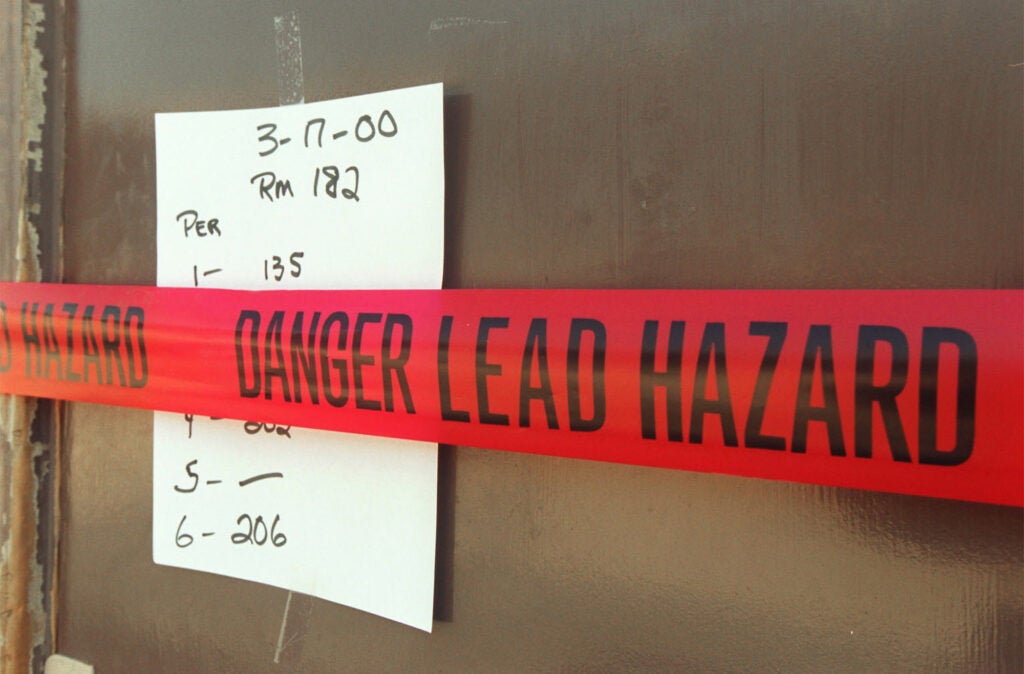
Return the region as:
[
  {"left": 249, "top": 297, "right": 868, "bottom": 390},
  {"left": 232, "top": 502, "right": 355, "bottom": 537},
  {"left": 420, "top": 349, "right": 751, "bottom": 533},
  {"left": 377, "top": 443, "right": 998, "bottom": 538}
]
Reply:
[{"left": 232, "top": 308, "right": 978, "bottom": 467}]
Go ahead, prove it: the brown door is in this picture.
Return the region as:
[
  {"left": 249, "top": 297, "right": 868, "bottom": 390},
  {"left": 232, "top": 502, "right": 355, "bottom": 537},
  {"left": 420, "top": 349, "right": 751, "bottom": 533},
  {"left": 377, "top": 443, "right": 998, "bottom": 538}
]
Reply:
[{"left": 31, "top": 0, "right": 1024, "bottom": 671}]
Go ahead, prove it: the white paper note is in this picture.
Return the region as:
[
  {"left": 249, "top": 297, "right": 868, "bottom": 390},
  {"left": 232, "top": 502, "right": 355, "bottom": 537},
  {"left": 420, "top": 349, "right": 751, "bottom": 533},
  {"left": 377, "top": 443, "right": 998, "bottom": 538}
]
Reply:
[{"left": 153, "top": 83, "right": 443, "bottom": 632}]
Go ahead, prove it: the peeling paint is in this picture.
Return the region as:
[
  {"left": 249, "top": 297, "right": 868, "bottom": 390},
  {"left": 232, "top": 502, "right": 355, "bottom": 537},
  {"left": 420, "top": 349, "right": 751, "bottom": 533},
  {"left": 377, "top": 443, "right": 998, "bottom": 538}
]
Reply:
[
  {"left": 14, "top": 0, "right": 45, "bottom": 286},
  {"left": 1, "top": 1, "right": 59, "bottom": 672},
  {"left": 22, "top": 4, "right": 46, "bottom": 169},
  {"left": 0, "top": 393, "right": 40, "bottom": 673},
  {"left": 15, "top": 206, "right": 42, "bottom": 283}
]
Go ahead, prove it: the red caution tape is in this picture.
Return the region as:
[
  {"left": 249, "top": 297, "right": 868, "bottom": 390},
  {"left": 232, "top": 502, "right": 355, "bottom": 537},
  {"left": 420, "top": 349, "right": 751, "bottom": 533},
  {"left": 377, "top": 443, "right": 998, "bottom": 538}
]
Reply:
[{"left": 0, "top": 283, "right": 1020, "bottom": 506}]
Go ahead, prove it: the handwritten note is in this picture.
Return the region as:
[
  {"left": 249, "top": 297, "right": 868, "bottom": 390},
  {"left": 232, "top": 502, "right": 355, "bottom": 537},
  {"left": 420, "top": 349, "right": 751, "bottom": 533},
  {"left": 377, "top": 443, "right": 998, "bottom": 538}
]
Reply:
[{"left": 153, "top": 83, "right": 444, "bottom": 632}]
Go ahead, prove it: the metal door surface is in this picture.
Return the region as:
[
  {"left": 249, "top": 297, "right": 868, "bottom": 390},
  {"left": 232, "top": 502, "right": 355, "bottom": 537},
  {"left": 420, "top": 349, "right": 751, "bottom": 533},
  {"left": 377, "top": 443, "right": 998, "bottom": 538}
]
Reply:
[{"left": 48, "top": 1, "right": 1024, "bottom": 671}]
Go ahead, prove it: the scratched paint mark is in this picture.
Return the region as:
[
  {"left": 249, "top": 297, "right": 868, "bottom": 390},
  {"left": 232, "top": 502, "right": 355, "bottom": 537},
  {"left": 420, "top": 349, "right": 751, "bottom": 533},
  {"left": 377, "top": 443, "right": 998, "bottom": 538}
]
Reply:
[
  {"left": 270, "top": 10, "right": 303, "bottom": 664},
  {"left": 273, "top": 11, "right": 304, "bottom": 106},
  {"left": 429, "top": 17, "right": 509, "bottom": 32},
  {"left": 273, "top": 591, "right": 293, "bottom": 664}
]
